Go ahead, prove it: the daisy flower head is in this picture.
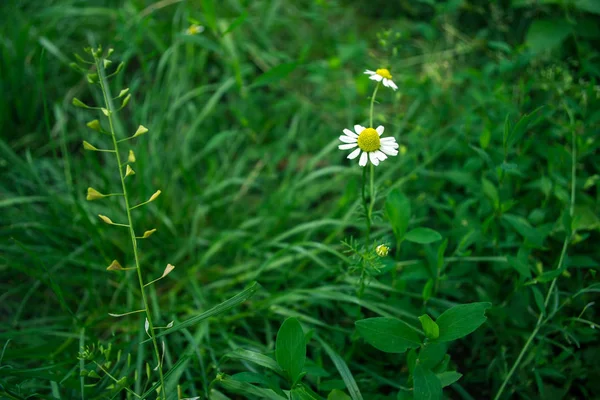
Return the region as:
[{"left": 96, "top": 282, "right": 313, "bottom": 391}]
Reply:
[
  {"left": 185, "top": 24, "right": 205, "bottom": 35},
  {"left": 339, "top": 124, "right": 399, "bottom": 167},
  {"left": 364, "top": 68, "right": 398, "bottom": 90}
]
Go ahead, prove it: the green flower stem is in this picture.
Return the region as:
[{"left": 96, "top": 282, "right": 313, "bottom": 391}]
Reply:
[
  {"left": 361, "top": 166, "right": 371, "bottom": 243},
  {"left": 363, "top": 82, "right": 381, "bottom": 244},
  {"left": 369, "top": 82, "right": 380, "bottom": 128},
  {"left": 493, "top": 108, "right": 576, "bottom": 400},
  {"left": 94, "top": 54, "right": 167, "bottom": 400}
]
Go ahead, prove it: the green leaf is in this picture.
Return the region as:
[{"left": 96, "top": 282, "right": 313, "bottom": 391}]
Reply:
[
  {"left": 502, "top": 214, "right": 546, "bottom": 248},
  {"left": 222, "top": 11, "right": 248, "bottom": 35},
  {"left": 525, "top": 19, "right": 571, "bottom": 54},
  {"left": 507, "top": 106, "right": 544, "bottom": 148},
  {"left": 482, "top": 178, "right": 499, "bottom": 210},
  {"left": 404, "top": 228, "right": 442, "bottom": 244},
  {"left": 575, "top": 0, "right": 600, "bottom": 15},
  {"left": 144, "top": 282, "right": 260, "bottom": 342},
  {"left": 316, "top": 337, "right": 364, "bottom": 400},
  {"left": 276, "top": 317, "right": 306, "bottom": 385},
  {"left": 435, "top": 302, "right": 492, "bottom": 342},
  {"left": 328, "top": 389, "right": 351, "bottom": 400},
  {"left": 385, "top": 190, "right": 411, "bottom": 240},
  {"left": 224, "top": 348, "right": 284, "bottom": 376},
  {"left": 507, "top": 255, "right": 532, "bottom": 278},
  {"left": 218, "top": 374, "right": 286, "bottom": 399},
  {"left": 418, "top": 343, "right": 447, "bottom": 369},
  {"left": 422, "top": 279, "right": 434, "bottom": 302},
  {"left": 437, "top": 371, "right": 462, "bottom": 388},
  {"left": 252, "top": 62, "right": 298, "bottom": 88},
  {"left": 418, "top": 315, "right": 439, "bottom": 340},
  {"left": 355, "top": 317, "right": 421, "bottom": 353},
  {"left": 413, "top": 365, "right": 442, "bottom": 400}
]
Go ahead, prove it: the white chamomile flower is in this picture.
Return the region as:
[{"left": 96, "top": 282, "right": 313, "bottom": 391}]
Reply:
[
  {"left": 364, "top": 68, "right": 398, "bottom": 90},
  {"left": 339, "top": 124, "right": 399, "bottom": 167},
  {"left": 185, "top": 24, "right": 205, "bottom": 35}
]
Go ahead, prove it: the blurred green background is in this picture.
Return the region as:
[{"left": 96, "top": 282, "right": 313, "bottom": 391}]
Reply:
[{"left": 1, "top": 0, "right": 599, "bottom": 399}]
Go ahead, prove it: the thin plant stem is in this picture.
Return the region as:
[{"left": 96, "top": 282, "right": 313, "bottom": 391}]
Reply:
[
  {"left": 369, "top": 82, "right": 380, "bottom": 128},
  {"left": 93, "top": 54, "right": 167, "bottom": 399},
  {"left": 368, "top": 163, "right": 375, "bottom": 240},
  {"left": 493, "top": 110, "right": 576, "bottom": 400},
  {"left": 361, "top": 166, "right": 370, "bottom": 243}
]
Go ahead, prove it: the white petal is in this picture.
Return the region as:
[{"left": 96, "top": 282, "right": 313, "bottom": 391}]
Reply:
[
  {"left": 389, "top": 80, "right": 398, "bottom": 90},
  {"left": 381, "top": 141, "right": 399, "bottom": 148},
  {"left": 381, "top": 147, "right": 399, "bottom": 156},
  {"left": 382, "top": 79, "right": 390, "bottom": 87},
  {"left": 381, "top": 137, "right": 396, "bottom": 143},
  {"left": 369, "top": 152, "right": 380, "bottom": 166},
  {"left": 339, "top": 135, "right": 357, "bottom": 143},
  {"left": 376, "top": 125, "right": 384, "bottom": 135},
  {"left": 359, "top": 152, "right": 368, "bottom": 167},
  {"left": 339, "top": 143, "right": 358, "bottom": 150},
  {"left": 369, "top": 74, "right": 383, "bottom": 82},
  {"left": 374, "top": 150, "right": 387, "bottom": 161},
  {"left": 343, "top": 128, "right": 358, "bottom": 138},
  {"left": 347, "top": 148, "right": 361, "bottom": 160},
  {"left": 354, "top": 125, "right": 365, "bottom": 135},
  {"left": 364, "top": 70, "right": 375, "bottom": 75}
]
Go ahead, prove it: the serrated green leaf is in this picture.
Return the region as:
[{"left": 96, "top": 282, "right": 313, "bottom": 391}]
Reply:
[{"left": 355, "top": 317, "right": 421, "bottom": 353}]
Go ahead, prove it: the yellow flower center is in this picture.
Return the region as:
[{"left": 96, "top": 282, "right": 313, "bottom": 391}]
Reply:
[
  {"left": 376, "top": 244, "right": 389, "bottom": 257},
  {"left": 376, "top": 68, "right": 392, "bottom": 79},
  {"left": 357, "top": 128, "right": 380, "bottom": 152}
]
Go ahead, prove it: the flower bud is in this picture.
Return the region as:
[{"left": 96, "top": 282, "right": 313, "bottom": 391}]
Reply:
[
  {"left": 375, "top": 244, "right": 390, "bottom": 257},
  {"left": 86, "top": 187, "right": 106, "bottom": 200},
  {"left": 128, "top": 150, "right": 136, "bottom": 163},
  {"left": 87, "top": 119, "right": 102, "bottom": 131},
  {"left": 125, "top": 165, "right": 135, "bottom": 177},
  {"left": 107, "top": 260, "right": 124, "bottom": 271},
  {"left": 133, "top": 125, "right": 148, "bottom": 138}
]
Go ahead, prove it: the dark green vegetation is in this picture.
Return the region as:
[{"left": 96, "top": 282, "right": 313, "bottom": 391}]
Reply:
[{"left": 2, "top": 0, "right": 599, "bottom": 399}]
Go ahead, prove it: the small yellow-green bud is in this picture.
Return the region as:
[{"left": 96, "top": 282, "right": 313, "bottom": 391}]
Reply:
[
  {"left": 148, "top": 190, "right": 161, "bottom": 202},
  {"left": 103, "top": 59, "right": 112, "bottom": 68},
  {"left": 120, "top": 94, "right": 131, "bottom": 109},
  {"left": 87, "top": 119, "right": 102, "bottom": 131},
  {"left": 83, "top": 141, "right": 98, "bottom": 151},
  {"left": 87, "top": 73, "right": 99, "bottom": 84},
  {"left": 142, "top": 229, "right": 157, "bottom": 238},
  {"left": 107, "top": 260, "right": 124, "bottom": 271},
  {"left": 117, "top": 88, "right": 130, "bottom": 98},
  {"left": 161, "top": 264, "right": 175, "bottom": 278},
  {"left": 133, "top": 125, "right": 148, "bottom": 137},
  {"left": 128, "top": 150, "right": 136, "bottom": 163},
  {"left": 107, "top": 48, "right": 115, "bottom": 57},
  {"left": 99, "top": 214, "right": 114, "bottom": 224},
  {"left": 375, "top": 244, "right": 390, "bottom": 257},
  {"left": 101, "top": 108, "right": 110, "bottom": 116},
  {"left": 125, "top": 165, "right": 135, "bottom": 177},
  {"left": 72, "top": 98, "right": 92, "bottom": 109},
  {"left": 86, "top": 187, "right": 106, "bottom": 201}
]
